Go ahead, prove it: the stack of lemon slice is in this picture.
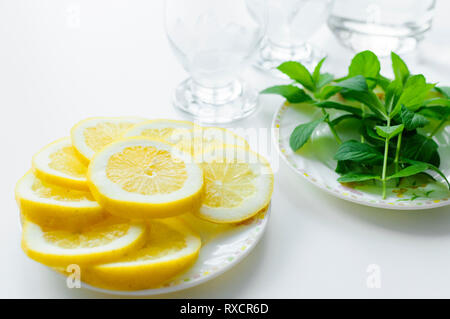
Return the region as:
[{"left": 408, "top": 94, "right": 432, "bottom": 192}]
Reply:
[{"left": 15, "top": 117, "right": 274, "bottom": 291}]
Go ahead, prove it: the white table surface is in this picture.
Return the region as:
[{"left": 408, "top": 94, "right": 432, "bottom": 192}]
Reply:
[{"left": 1, "top": 0, "right": 450, "bottom": 299}]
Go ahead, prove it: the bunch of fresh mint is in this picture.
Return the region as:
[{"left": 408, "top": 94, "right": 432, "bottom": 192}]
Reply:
[{"left": 262, "top": 50, "right": 450, "bottom": 199}]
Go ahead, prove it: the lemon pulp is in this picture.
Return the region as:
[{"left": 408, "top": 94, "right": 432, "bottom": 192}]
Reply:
[
  {"left": 84, "top": 122, "right": 135, "bottom": 153},
  {"left": 202, "top": 162, "right": 256, "bottom": 208},
  {"left": 31, "top": 178, "right": 94, "bottom": 202},
  {"left": 43, "top": 223, "right": 130, "bottom": 249},
  {"left": 106, "top": 146, "right": 188, "bottom": 195},
  {"left": 48, "top": 146, "right": 87, "bottom": 178},
  {"left": 120, "top": 221, "right": 187, "bottom": 262},
  {"left": 140, "top": 127, "right": 192, "bottom": 143}
]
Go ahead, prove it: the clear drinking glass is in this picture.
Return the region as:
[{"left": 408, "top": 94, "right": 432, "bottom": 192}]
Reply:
[
  {"left": 165, "top": 0, "right": 267, "bottom": 124},
  {"left": 328, "top": 0, "right": 436, "bottom": 56},
  {"left": 255, "top": 0, "right": 334, "bottom": 75}
]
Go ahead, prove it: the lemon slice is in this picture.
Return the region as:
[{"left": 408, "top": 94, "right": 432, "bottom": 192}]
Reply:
[
  {"left": 71, "top": 117, "right": 146, "bottom": 164},
  {"left": 22, "top": 216, "right": 147, "bottom": 266},
  {"left": 15, "top": 172, "right": 105, "bottom": 230},
  {"left": 179, "top": 127, "right": 249, "bottom": 155},
  {"left": 195, "top": 126, "right": 249, "bottom": 147},
  {"left": 80, "top": 218, "right": 201, "bottom": 290},
  {"left": 124, "top": 119, "right": 195, "bottom": 144},
  {"left": 88, "top": 137, "right": 204, "bottom": 219},
  {"left": 32, "top": 137, "right": 89, "bottom": 191},
  {"left": 124, "top": 121, "right": 249, "bottom": 155},
  {"left": 195, "top": 146, "right": 273, "bottom": 223}
]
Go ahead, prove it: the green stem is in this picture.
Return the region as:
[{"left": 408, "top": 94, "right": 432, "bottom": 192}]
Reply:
[
  {"left": 328, "top": 121, "right": 343, "bottom": 144},
  {"left": 360, "top": 104, "right": 366, "bottom": 143},
  {"left": 321, "top": 108, "right": 342, "bottom": 144},
  {"left": 394, "top": 132, "right": 402, "bottom": 172},
  {"left": 381, "top": 118, "right": 391, "bottom": 199},
  {"left": 394, "top": 132, "right": 402, "bottom": 186},
  {"left": 429, "top": 119, "right": 447, "bottom": 138}
]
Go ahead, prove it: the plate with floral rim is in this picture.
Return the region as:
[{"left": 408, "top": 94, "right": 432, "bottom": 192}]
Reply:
[{"left": 272, "top": 101, "right": 450, "bottom": 210}]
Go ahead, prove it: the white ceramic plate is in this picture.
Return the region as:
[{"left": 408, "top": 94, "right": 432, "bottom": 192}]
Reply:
[
  {"left": 80, "top": 206, "right": 270, "bottom": 296},
  {"left": 273, "top": 102, "right": 450, "bottom": 210}
]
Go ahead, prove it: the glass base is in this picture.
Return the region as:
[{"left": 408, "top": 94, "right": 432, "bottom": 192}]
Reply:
[
  {"left": 327, "top": 15, "right": 427, "bottom": 57},
  {"left": 255, "top": 40, "right": 326, "bottom": 77},
  {"left": 173, "top": 79, "right": 259, "bottom": 124}
]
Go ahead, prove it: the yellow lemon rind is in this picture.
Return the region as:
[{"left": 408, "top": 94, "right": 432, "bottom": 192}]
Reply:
[
  {"left": 194, "top": 146, "right": 274, "bottom": 224},
  {"left": 178, "top": 127, "right": 250, "bottom": 156},
  {"left": 88, "top": 182, "right": 204, "bottom": 219},
  {"left": 87, "top": 137, "right": 204, "bottom": 219},
  {"left": 71, "top": 116, "right": 148, "bottom": 164},
  {"left": 195, "top": 126, "right": 249, "bottom": 148},
  {"left": 123, "top": 119, "right": 197, "bottom": 149},
  {"left": 15, "top": 172, "right": 105, "bottom": 230},
  {"left": 76, "top": 219, "right": 201, "bottom": 291},
  {"left": 124, "top": 119, "right": 196, "bottom": 136},
  {"left": 21, "top": 218, "right": 148, "bottom": 267},
  {"left": 32, "top": 137, "right": 89, "bottom": 191}
]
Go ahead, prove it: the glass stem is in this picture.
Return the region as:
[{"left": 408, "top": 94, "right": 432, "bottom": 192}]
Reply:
[{"left": 191, "top": 80, "right": 242, "bottom": 105}]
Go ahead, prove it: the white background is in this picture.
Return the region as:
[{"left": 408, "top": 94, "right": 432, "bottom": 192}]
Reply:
[{"left": 1, "top": 0, "right": 450, "bottom": 298}]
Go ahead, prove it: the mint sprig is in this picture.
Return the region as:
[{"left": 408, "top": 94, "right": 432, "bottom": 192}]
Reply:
[{"left": 262, "top": 50, "right": 450, "bottom": 199}]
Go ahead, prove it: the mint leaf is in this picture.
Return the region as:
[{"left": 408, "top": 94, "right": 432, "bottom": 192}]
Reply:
[
  {"left": 289, "top": 115, "right": 327, "bottom": 151},
  {"left": 314, "top": 101, "right": 363, "bottom": 116},
  {"left": 261, "top": 85, "right": 312, "bottom": 103},
  {"left": 319, "top": 85, "right": 342, "bottom": 100},
  {"left": 391, "top": 52, "right": 410, "bottom": 85},
  {"left": 401, "top": 133, "right": 440, "bottom": 166},
  {"left": 401, "top": 159, "right": 450, "bottom": 189},
  {"left": 400, "top": 105, "right": 429, "bottom": 130},
  {"left": 387, "top": 163, "right": 428, "bottom": 180},
  {"left": 312, "top": 57, "right": 326, "bottom": 84},
  {"left": 375, "top": 124, "right": 404, "bottom": 139},
  {"left": 435, "top": 86, "right": 450, "bottom": 98},
  {"left": 333, "top": 75, "right": 368, "bottom": 92},
  {"left": 366, "top": 74, "right": 390, "bottom": 91},
  {"left": 385, "top": 79, "right": 402, "bottom": 113},
  {"left": 418, "top": 106, "right": 450, "bottom": 120},
  {"left": 330, "top": 114, "right": 360, "bottom": 126},
  {"left": 392, "top": 75, "right": 435, "bottom": 116},
  {"left": 363, "top": 126, "right": 385, "bottom": 143},
  {"left": 278, "top": 61, "right": 315, "bottom": 92},
  {"left": 335, "top": 160, "right": 361, "bottom": 174},
  {"left": 348, "top": 50, "right": 380, "bottom": 79},
  {"left": 344, "top": 90, "right": 387, "bottom": 119},
  {"left": 424, "top": 98, "right": 450, "bottom": 107},
  {"left": 338, "top": 173, "right": 380, "bottom": 183},
  {"left": 311, "top": 58, "right": 334, "bottom": 90},
  {"left": 334, "top": 140, "right": 384, "bottom": 163},
  {"left": 316, "top": 73, "right": 334, "bottom": 89}
]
